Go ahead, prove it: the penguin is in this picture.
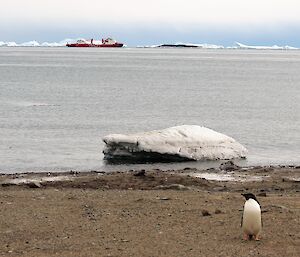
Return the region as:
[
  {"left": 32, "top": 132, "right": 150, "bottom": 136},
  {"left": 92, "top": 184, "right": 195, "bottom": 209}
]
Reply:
[{"left": 241, "top": 193, "right": 262, "bottom": 240}]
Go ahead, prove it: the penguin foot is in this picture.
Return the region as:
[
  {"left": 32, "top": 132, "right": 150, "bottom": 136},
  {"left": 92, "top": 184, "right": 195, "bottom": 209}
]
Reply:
[
  {"left": 243, "top": 234, "right": 249, "bottom": 240},
  {"left": 254, "top": 235, "right": 260, "bottom": 241}
]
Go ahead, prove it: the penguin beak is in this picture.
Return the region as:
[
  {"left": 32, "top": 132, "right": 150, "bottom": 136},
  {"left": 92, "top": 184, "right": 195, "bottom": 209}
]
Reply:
[{"left": 241, "top": 193, "right": 247, "bottom": 199}]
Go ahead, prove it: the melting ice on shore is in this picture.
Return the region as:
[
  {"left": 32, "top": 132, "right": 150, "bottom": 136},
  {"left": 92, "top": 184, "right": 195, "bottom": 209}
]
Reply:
[{"left": 102, "top": 125, "right": 247, "bottom": 163}]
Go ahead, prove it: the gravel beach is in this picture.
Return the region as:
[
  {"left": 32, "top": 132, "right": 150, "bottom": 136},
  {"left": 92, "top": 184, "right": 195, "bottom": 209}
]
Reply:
[{"left": 0, "top": 166, "right": 299, "bottom": 257}]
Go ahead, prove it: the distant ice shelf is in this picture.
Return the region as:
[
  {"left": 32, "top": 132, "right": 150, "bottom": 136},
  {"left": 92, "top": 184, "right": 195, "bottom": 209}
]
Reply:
[
  {"left": 102, "top": 125, "right": 247, "bottom": 163},
  {"left": 0, "top": 39, "right": 298, "bottom": 49},
  {"left": 0, "top": 39, "right": 77, "bottom": 47}
]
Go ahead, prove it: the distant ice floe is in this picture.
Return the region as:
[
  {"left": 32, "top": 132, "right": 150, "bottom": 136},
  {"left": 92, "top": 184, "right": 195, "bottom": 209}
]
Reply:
[
  {"left": 10, "top": 101, "right": 59, "bottom": 107},
  {"left": 103, "top": 125, "right": 247, "bottom": 163},
  {"left": 23, "top": 102, "right": 59, "bottom": 107}
]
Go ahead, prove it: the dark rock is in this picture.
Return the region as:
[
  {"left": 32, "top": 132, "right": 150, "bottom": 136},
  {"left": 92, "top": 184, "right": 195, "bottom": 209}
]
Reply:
[
  {"left": 201, "top": 210, "right": 211, "bottom": 216},
  {"left": 215, "top": 209, "right": 222, "bottom": 214},
  {"left": 219, "top": 161, "right": 240, "bottom": 171},
  {"left": 91, "top": 170, "right": 105, "bottom": 174},
  {"left": 206, "top": 167, "right": 216, "bottom": 171},
  {"left": 257, "top": 192, "right": 267, "bottom": 197},
  {"left": 259, "top": 188, "right": 270, "bottom": 193},
  {"left": 134, "top": 170, "right": 146, "bottom": 177},
  {"left": 27, "top": 182, "right": 42, "bottom": 188},
  {"left": 1, "top": 183, "right": 12, "bottom": 187},
  {"left": 157, "top": 197, "right": 170, "bottom": 201}
]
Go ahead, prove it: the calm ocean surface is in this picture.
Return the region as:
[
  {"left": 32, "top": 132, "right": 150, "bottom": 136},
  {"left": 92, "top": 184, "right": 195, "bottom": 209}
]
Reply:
[{"left": 0, "top": 47, "right": 299, "bottom": 173}]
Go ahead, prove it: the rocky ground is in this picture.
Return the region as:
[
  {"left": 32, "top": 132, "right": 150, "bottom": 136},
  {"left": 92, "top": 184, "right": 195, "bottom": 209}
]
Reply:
[{"left": 0, "top": 165, "right": 299, "bottom": 257}]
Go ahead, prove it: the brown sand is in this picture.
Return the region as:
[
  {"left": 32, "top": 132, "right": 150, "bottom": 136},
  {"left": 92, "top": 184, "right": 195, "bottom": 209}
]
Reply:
[{"left": 0, "top": 166, "right": 299, "bottom": 257}]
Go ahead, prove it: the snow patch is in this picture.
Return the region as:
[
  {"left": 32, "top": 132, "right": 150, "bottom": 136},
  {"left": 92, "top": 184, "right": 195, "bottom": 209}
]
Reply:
[
  {"left": 190, "top": 172, "right": 265, "bottom": 182},
  {"left": 2, "top": 176, "right": 72, "bottom": 185},
  {"left": 12, "top": 101, "right": 59, "bottom": 107}
]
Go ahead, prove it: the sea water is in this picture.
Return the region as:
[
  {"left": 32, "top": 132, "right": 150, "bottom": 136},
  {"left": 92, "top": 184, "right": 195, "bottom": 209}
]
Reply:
[{"left": 0, "top": 47, "right": 299, "bottom": 173}]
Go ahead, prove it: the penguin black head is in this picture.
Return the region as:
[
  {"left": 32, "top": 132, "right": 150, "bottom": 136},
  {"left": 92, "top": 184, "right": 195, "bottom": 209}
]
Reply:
[{"left": 242, "top": 193, "right": 259, "bottom": 203}]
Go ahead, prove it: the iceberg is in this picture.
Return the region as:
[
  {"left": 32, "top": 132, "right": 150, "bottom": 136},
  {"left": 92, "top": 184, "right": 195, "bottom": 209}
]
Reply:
[
  {"left": 0, "top": 41, "right": 18, "bottom": 47},
  {"left": 21, "top": 41, "right": 40, "bottom": 47},
  {"left": 0, "top": 38, "right": 77, "bottom": 47},
  {"left": 102, "top": 125, "right": 247, "bottom": 163},
  {"left": 233, "top": 42, "right": 298, "bottom": 50},
  {"left": 41, "top": 42, "right": 63, "bottom": 47}
]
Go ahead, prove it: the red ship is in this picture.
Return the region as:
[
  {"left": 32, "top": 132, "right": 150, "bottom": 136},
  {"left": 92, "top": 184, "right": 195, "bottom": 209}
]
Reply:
[{"left": 66, "top": 38, "right": 123, "bottom": 47}]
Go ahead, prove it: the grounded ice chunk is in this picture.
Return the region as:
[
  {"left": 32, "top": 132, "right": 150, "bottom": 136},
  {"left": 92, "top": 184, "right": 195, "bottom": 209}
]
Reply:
[{"left": 102, "top": 125, "right": 247, "bottom": 163}]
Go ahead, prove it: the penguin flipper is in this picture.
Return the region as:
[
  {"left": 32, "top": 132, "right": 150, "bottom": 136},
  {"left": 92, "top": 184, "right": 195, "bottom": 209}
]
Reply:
[{"left": 241, "top": 208, "right": 244, "bottom": 227}]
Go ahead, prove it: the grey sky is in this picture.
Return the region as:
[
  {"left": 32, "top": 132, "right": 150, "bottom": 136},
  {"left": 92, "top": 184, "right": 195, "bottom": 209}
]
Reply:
[{"left": 1, "top": 0, "right": 300, "bottom": 46}]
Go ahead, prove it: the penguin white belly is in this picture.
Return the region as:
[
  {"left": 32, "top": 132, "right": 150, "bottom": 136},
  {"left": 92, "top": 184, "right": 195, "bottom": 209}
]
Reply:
[{"left": 242, "top": 199, "right": 262, "bottom": 236}]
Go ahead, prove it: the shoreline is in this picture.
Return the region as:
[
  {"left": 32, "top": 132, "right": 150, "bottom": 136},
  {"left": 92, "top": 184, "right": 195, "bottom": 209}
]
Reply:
[
  {"left": 1, "top": 163, "right": 299, "bottom": 175},
  {"left": 1, "top": 165, "right": 299, "bottom": 193},
  {"left": 1, "top": 163, "right": 299, "bottom": 181},
  {"left": 1, "top": 165, "right": 299, "bottom": 256}
]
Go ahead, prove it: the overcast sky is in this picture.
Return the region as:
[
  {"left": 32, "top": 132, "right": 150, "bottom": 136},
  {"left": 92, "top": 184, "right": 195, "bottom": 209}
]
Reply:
[{"left": 1, "top": 0, "right": 300, "bottom": 46}]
